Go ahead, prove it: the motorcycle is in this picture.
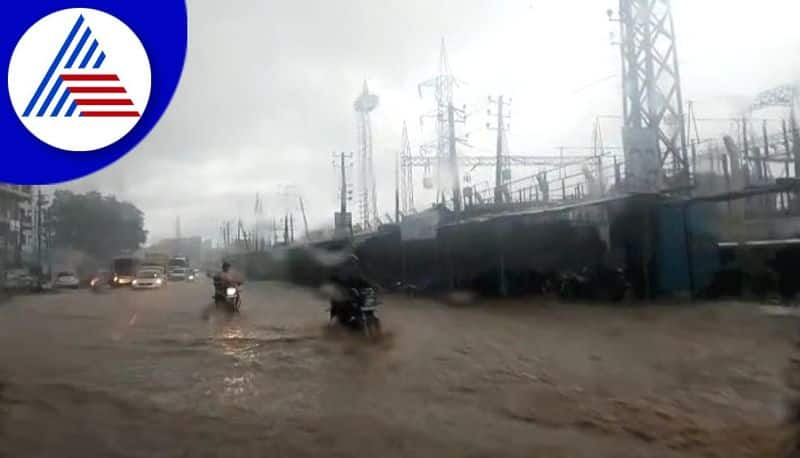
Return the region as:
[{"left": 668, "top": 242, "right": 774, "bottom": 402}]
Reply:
[
  {"left": 329, "top": 287, "right": 381, "bottom": 336},
  {"left": 213, "top": 277, "right": 242, "bottom": 312}
]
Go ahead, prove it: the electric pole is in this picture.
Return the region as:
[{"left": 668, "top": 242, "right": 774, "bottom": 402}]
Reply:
[
  {"left": 333, "top": 152, "right": 353, "bottom": 237},
  {"left": 488, "top": 95, "right": 512, "bottom": 204},
  {"left": 283, "top": 215, "right": 289, "bottom": 245},
  {"left": 395, "top": 145, "right": 400, "bottom": 223},
  {"left": 446, "top": 103, "right": 468, "bottom": 213}
]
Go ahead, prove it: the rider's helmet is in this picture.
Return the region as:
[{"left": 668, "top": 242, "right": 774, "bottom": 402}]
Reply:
[{"left": 222, "top": 261, "right": 231, "bottom": 272}]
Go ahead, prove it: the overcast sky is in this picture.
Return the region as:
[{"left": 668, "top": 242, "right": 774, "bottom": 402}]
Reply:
[{"left": 58, "top": 0, "right": 800, "bottom": 243}]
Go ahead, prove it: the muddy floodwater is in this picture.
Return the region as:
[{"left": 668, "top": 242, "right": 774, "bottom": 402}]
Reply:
[{"left": 0, "top": 281, "right": 796, "bottom": 457}]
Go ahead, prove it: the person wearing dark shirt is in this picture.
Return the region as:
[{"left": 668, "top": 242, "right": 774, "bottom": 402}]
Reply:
[
  {"left": 328, "top": 254, "right": 374, "bottom": 321},
  {"left": 213, "top": 262, "right": 241, "bottom": 300}
]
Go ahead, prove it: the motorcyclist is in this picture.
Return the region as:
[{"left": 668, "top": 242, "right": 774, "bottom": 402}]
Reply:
[
  {"left": 328, "top": 254, "right": 375, "bottom": 322},
  {"left": 213, "top": 261, "right": 241, "bottom": 299}
]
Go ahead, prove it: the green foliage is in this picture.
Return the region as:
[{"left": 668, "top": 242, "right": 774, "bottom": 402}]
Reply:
[{"left": 49, "top": 190, "right": 147, "bottom": 261}]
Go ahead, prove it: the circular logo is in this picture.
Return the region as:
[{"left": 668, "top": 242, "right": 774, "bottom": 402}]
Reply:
[{"left": 7, "top": 8, "right": 151, "bottom": 152}]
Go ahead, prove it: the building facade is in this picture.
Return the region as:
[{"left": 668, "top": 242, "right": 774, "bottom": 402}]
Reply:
[{"left": 0, "top": 184, "right": 34, "bottom": 271}]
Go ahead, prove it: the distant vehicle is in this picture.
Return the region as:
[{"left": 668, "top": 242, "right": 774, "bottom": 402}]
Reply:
[
  {"left": 168, "top": 257, "right": 189, "bottom": 269},
  {"left": 167, "top": 256, "right": 190, "bottom": 281},
  {"left": 54, "top": 271, "right": 80, "bottom": 289},
  {"left": 132, "top": 269, "right": 165, "bottom": 289},
  {"left": 140, "top": 264, "right": 166, "bottom": 277},
  {"left": 168, "top": 267, "right": 189, "bottom": 281},
  {"left": 112, "top": 256, "right": 141, "bottom": 287},
  {"left": 2, "top": 269, "right": 35, "bottom": 292},
  {"left": 144, "top": 252, "right": 170, "bottom": 268}
]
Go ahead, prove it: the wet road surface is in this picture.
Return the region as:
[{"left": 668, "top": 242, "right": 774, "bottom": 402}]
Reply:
[{"left": 0, "top": 281, "right": 796, "bottom": 457}]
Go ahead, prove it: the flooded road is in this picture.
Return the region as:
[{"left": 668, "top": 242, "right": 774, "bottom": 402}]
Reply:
[{"left": 0, "top": 281, "right": 796, "bottom": 457}]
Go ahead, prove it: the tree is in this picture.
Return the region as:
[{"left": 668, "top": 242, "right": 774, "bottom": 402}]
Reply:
[{"left": 48, "top": 190, "right": 148, "bottom": 262}]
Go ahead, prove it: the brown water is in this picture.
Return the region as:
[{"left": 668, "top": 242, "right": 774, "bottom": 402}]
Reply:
[{"left": 0, "top": 282, "right": 794, "bottom": 457}]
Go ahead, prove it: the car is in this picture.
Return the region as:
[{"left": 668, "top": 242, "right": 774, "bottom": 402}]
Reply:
[
  {"left": 54, "top": 271, "right": 80, "bottom": 289},
  {"left": 2, "top": 269, "right": 35, "bottom": 292},
  {"left": 132, "top": 269, "right": 165, "bottom": 289}
]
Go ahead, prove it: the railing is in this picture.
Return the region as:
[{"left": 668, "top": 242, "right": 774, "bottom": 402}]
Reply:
[{"left": 462, "top": 152, "right": 627, "bottom": 210}]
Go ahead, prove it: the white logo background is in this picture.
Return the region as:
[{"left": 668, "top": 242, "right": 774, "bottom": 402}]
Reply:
[{"left": 7, "top": 8, "right": 151, "bottom": 152}]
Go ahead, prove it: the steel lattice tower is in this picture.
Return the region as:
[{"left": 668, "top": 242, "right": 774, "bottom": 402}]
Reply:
[
  {"left": 617, "top": 0, "right": 689, "bottom": 191},
  {"left": 399, "top": 121, "right": 414, "bottom": 214},
  {"left": 419, "top": 38, "right": 457, "bottom": 204},
  {"left": 354, "top": 81, "right": 379, "bottom": 230}
]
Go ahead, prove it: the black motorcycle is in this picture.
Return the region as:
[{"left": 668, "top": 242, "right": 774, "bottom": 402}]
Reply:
[
  {"left": 329, "top": 287, "right": 381, "bottom": 336},
  {"left": 213, "top": 276, "right": 242, "bottom": 312}
]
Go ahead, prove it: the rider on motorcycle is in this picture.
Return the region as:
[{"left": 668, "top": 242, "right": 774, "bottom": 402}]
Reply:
[
  {"left": 328, "top": 254, "right": 374, "bottom": 321},
  {"left": 213, "top": 261, "right": 241, "bottom": 300}
]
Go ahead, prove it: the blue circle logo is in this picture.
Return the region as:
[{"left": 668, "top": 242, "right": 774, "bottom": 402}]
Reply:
[{"left": 2, "top": 1, "right": 187, "bottom": 184}]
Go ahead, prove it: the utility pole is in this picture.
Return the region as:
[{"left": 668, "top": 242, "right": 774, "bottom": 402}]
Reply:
[
  {"left": 339, "top": 152, "right": 349, "bottom": 214},
  {"left": 494, "top": 97, "right": 504, "bottom": 204},
  {"left": 488, "top": 95, "right": 512, "bottom": 204},
  {"left": 36, "top": 189, "right": 43, "bottom": 270},
  {"left": 448, "top": 103, "right": 461, "bottom": 212},
  {"left": 289, "top": 214, "right": 295, "bottom": 243},
  {"left": 395, "top": 145, "right": 400, "bottom": 223},
  {"left": 333, "top": 152, "right": 353, "bottom": 237},
  {"left": 792, "top": 103, "right": 800, "bottom": 180},
  {"left": 298, "top": 196, "right": 310, "bottom": 241},
  {"left": 592, "top": 118, "right": 606, "bottom": 195},
  {"left": 762, "top": 120, "right": 770, "bottom": 180}
]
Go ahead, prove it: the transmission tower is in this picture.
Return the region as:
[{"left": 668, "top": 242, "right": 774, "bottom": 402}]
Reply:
[
  {"left": 399, "top": 122, "right": 415, "bottom": 214},
  {"left": 610, "top": 0, "right": 689, "bottom": 191},
  {"left": 354, "top": 81, "right": 379, "bottom": 230},
  {"left": 419, "top": 38, "right": 458, "bottom": 204}
]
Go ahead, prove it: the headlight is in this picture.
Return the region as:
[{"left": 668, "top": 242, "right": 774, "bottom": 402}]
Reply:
[
  {"left": 113, "top": 275, "right": 119, "bottom": 283},
  {"left": 188, "top": 275, "right": 194, "bottom": 280},
  {"left": 156, "top": 278, "right": 163, "bottom": 285},
  {"left": 226, "top": 287, "right": 237, "bottom": 296},
  {"left": 132, "top": 280, "right": 138, "bottom": 286},
  {"left": 90, "top": 278, "right": 97, "bottom": 287}
]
